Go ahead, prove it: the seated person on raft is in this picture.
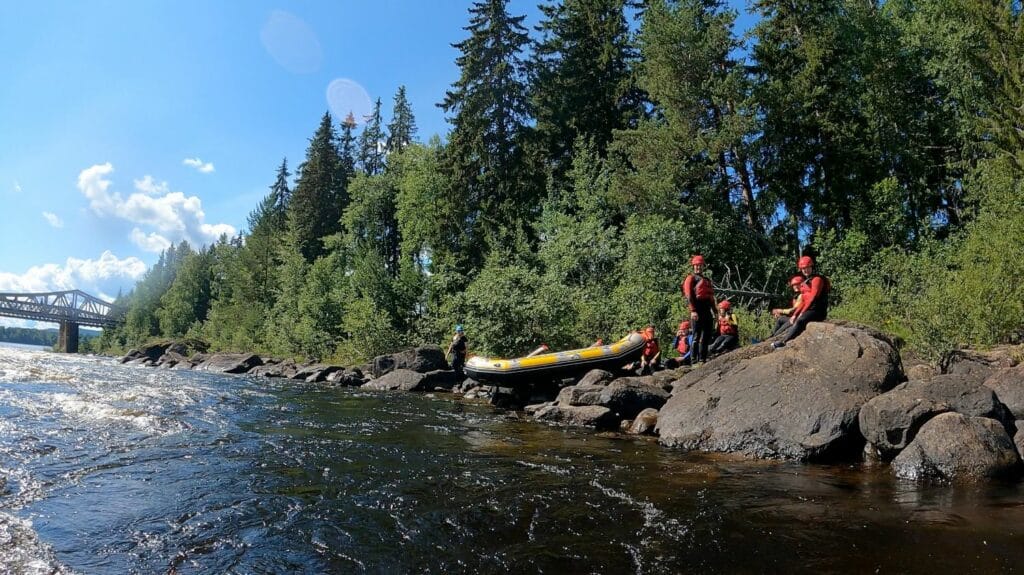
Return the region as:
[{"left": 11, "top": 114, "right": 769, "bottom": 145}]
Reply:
[
  {"left": 770, "top": 276, "right": 808, "bottom": 336},
  {"left": 627, "top": 326, "right": 661, "bottom": 374},
  {"left": 708, "top": 300, "right": 739, "bottom": 356},
  {"left": 772, "top": 256, "right": 831, "bottom": 349}
]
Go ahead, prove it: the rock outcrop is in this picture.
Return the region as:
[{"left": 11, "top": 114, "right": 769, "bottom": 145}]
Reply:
[
  {"left": 370, "top": 346, "right": 448, "bottom": 378},
  {"left": 984, "top": 365, "right": 1024, "bottom": 420},
  {"left": 194, "top": 353, "right": 263, "bottom": 374},
  {"left": 531, "top": 404, "right": 619, "bottom": 430},
  {"left": 657, "top": 322, "right": 903, "bottom": 461},
  {"left": 891, "top": 413, "right": 1021, "bottom": 482},
  {"left": 859, "top": 374, "right": 1014, "bottom": 459},
  {"left": 361, "top": 369, "right": 456, "bottom": 392}
]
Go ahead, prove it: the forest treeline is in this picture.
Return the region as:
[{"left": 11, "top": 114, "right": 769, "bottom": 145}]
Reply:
[{"left": 93, "top": 0, "right": 1024, "bottom": 362}]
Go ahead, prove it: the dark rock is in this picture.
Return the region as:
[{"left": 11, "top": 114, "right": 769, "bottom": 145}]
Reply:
[
  {"left": 248, "top": 361, "right": 299, "bottom": 379},
  {"left": 119, "top": 349, "right": 143, "bottom": 364},
  {"left": 533, "top": 404, "right": 618, "bottom": 430},
  {"left": 657, "top": 322, "right": 903, "bottom": 461},
  {"left": 421, "top": 370, "right": 458, "bottom": 390},
  {"left": 576, "top": 369, "right": 614, "bottom": 387},
  {"left": 292, "top": 364, "right": 344, "bottom": 383},
  {"left": 361, "top": 369, "right": 428, "bottom": 392},
  {"left": 891, "top": 413, "right": 1021, "bottom": 482},
  {"left": 626, "top": 408, "right": 659, "bottom": 435},
  {"left": 984, "top": 365, "right": 1024, "bottom": 419},
  {"left": 859, "top": 374, "right": 1014, "bottom": 459},
  {"left": 121, "top": 342, "right": 171, "bottom": 364},
  {"left": 556, "top": 378, "right": 669, "bottom": 420},
  {"left": 370, "top": 346, "right": 448, "bottom": 378},
  {"left": 905, "top": 363, "right": 940, "bottom": 382},
  {"left": 194, "top": 353, "right": 263, "bottom": 374},
  {"left": 326, "top": 369, "right": 365, "bottom": 386},
  {"left": 157, "top": 350, "right": 191, "bottom": 369},
  {"left": 490, "top": 386, "right": 526, "bottom": 409}
]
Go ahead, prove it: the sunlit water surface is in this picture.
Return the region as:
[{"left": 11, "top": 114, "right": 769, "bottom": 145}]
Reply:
[{"left": 1, "top": 344, "right": 1022, "bottom": 574}]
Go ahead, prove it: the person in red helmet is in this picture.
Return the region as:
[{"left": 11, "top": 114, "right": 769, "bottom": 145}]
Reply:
[
  {"left": 637, "top": 325, "right": 661, "bottom": 375},
  {"left": 671, "top": 320, "right": 692, "bottom": 365},
  {"left": 771, "top": 275, "right": 809, "bottom": 336},
  {"left": 681, "top": 255, "right": 716, "bottom": 363},
  {"left": 773, "top": 256, "right": 831, "bottom": 348},
  {"left": 708, "top": 300, "right": 739, "bottom": 356}
]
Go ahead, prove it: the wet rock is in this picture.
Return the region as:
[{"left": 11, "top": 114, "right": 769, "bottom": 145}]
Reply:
[
  {"left": 657, "top": 322, "right": 903, "bottom": 461},
  {"left": 626, "top": 408, "right": 659, "bottom": 435},
  {"left": 120, "top": 342, "right": 170, "bottom": 364},
  {"left": 361, "top": 369, "right": 428, "bottom": 391},
  {"left": 194, "top": 353, "right": 263, "bottom": 374},
  {"left": 326, "top": 369, "right": 365, "bottom": 386},
  {"left": 421, "top": 370, "right": 458, "bottom": 390},
  {"left": 555, "top": 379, "right": 669, "bottom": 420},
  {"left": 490, "top": 386, "right": 528, "bottom": 409},
  {"left": 248, "top": 361, "right": 299, "bottom": 379},
  {"left": 577, "top": 369, "right": 614, "bottom": 387},
  {"left": 984, "top": 365, "right": 1024, "bottom": 419},
  {"left": 292, "top": 364, "right": 344, "bottom": 383},
  {"left": 524, "top": 402, "right": 552, "bottom": 416},
  {"left": 891, "top": 413, "right": 1021, "bottom": 482},
  {"left": 157, "top": 350, "right": 191, "bottom": 370},
  {"left": 533, "top": 404, "right": 618, "bottom": 430},
  {"left": 859, "top": 374, "right": 1014, "bottom": 459},
  {"left": 370, "top": 346, "right": 448, "bottom": 378}
]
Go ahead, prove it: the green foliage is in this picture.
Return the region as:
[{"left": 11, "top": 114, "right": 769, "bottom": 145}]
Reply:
[{"left": 288, "top": 112, "right": 347, "bottom": 262}]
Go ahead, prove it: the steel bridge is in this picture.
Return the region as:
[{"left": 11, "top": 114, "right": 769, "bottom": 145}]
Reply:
[{"left": 0, "top": 290, "right": 123, "bottom": 352}]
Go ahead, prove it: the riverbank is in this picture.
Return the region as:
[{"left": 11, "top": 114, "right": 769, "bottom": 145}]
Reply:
[{"left": 119, "top": 321, "right": 1024, "bottom": 484}]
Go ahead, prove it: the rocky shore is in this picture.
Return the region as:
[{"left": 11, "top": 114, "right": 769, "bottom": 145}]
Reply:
[{"left": 120, "top": 321, "right": 1024, "bottom": 484}]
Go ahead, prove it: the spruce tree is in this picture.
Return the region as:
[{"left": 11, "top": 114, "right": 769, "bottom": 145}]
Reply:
[
  {"left": 288, "top": 112, "right": 346, "bottom": 262},
  {"left": 339, "top": 113, "right": 358, "bottom": 183},
  {"left": 440, "top": 0, "right": 536, "bottom": 259},
  {"left": 386, "top": 85, "right": 418, "bottom": 154},
  {"left": 358, "top": 98, "right": 387, "bottom": 176},
  {"left": 531, "top": 0, "right": 640, "bottom": 178}
]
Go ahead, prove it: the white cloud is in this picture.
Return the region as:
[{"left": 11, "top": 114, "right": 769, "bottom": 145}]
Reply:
[
  {"left": 76, "top": 163, "right": 236, "bottom": 249},
  {"left": 130, "top": 228, "right": 172, "bottom": 253},
  {"left": 183, "top": 157, "right": 215, "bottom": 173},
  {"left": 13, "top": 180, "right": 22, "bottom": 193},
  {"left": 42, "top": 212, "right": 64, "bottom": 228},
  {"left": 0, "top": 251, "right": 147, "bottom": 300},
  {"left": 133, "top": 175, "right": 170, "bottom": 196}
]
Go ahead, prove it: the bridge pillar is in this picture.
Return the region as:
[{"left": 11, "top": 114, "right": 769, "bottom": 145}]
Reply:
[{"left": 58, "top": 321, "right": 79, "bottom": 353}]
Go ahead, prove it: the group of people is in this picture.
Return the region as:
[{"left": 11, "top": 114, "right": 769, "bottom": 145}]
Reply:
[{"left": 446, "top": 254, "right": 831, "bottom": 377}]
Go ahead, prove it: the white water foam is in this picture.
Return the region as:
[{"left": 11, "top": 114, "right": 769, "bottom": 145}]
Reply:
[{"left": 0, "top": 512, "right": 75, "bottom": 575}]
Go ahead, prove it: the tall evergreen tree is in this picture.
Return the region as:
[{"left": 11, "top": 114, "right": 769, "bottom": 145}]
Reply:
[
  {"left": 339, "top": 113, "right": 359, "bottom": 183},
  {"left": 288, "top": 112, "right": 346, "bottom": 262},
  {"left": 531, "top": 0, "right": 640, "bottom": 179},
  {"left": 386, "top": 85, "right": 418, "bottom": 154},
  {"left": 358, "top": 98, "right": 387, "bottom": 176},
  {"left": 440, "top": 0, "right": 536, "bottom": 259}
]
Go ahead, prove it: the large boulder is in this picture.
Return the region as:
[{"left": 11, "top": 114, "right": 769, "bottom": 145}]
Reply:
[
  {"left": 576, "top": 369, "right": 614, "bottom": 387},
  {"left": 532, "top": 404, "right": 619, "bottom": 430},
  {"left": 657, "top": 322, "right": 903, "bottom": 461},
  {"left": 625, "top": 408, "right": 659, "bottom": 436},
  {"left": 860, "top": 374, "right": 1014, "bottom": 459},
  {"left": 892, "top": 413, "right": 1021, "bottom": 482},
  {"left": 1016, "top": 423, "right": 1024, "bottom": 459},
  {"left": 361, "top": 369, "right": 453, "bottom": 392},
  {"left": 291, "top": 364, "right": 344, "bottom": 383},
  {"left": 194, "top": 353, "right": 263, "bottom": 374},
  {"left": 248, "top": 360, "right": 299, "bottom": 379},
  {"left": 984, "top": 365, "right": 1024, "bottom": 420},
  {"left": 370, "top": 346, "right": 448, "bottom": 378},
  {"left": 555, "top": 379, "right": 669, "bottom": 420}
]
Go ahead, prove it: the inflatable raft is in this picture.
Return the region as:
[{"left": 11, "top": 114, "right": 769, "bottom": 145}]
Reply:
[{"left": 464, "top": 333, "right": 647, "bottom": 385}]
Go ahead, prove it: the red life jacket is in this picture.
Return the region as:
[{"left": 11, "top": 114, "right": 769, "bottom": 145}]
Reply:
[
  {"left": 676, "top": 334, "right": 689, "bottom": 355},
  {"left": 718, "top": 313, "right": 738, "bottom": 336},
  {"left": 642, "top": 339, "right": 660, "bottom": 360},
  {"left": 682, "top": 273, "right": 715, "bottom": 310}
]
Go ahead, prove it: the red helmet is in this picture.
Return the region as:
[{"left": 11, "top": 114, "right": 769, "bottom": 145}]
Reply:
[
  {"left": 718, "top": 300, "right": 731, "bottom": 310},
  {"left": 790, "top": 275, "right": 804, "bottom": 286},
  {"left": 797, "top": 255, "right": 814, "bottom": 268},
  {"left": 691, "top": 255, "right": 705, "bottom": 266},
  {"left": 679, "top": 320, "right": 690, "bottom": 330}
]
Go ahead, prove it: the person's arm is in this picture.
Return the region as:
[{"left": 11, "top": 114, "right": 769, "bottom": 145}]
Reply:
[{"left": 682, "top": 276, "right": 698, "bottom": 312}]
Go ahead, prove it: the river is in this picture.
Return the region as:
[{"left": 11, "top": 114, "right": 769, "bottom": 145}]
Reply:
[{"left": 1, "top": 344, "right": 1022, "bottom": 574}]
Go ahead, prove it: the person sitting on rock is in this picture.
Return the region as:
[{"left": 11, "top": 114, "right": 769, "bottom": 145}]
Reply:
[
  {"left": 681, "top": 254, "right": 716, "bottom": 363},
  {"left": 708, "top": 300, "right": 739, "bottom": 356},
  {"left": 638, "top": 325, "right": 661, "bottom": 375},
  {"left": 771, "top": 275, "right": 808, "bottom": 336},
  {"left": 446, "top": 325, "right": 469, "bottom": 381},
  {"left": 773, "top": 256, "right": 831, "bottom": 349},
  {"left": 671, "top": 320, "right": 693, "bottom": 365}
]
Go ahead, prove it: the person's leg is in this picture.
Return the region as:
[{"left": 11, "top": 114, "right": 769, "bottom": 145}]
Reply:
[
  {"left": 773, "top": 315, "right": 790, "bottom": 336},
  {"left": 777, "top": 310, "right": 825, "bottom": 346},
  {"left": 697, "top": 303, "right": 715, "bottom": 362},
  {"left": 452, "top": 355, "right": 465, "bottom": 381},
  {"left": 723, "top": 334, "right": 738, "bottom": 351},
  {"left": 708, "top": 335, "right": 725, "bottom": 355}
]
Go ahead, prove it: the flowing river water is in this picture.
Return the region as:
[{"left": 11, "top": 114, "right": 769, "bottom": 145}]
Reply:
[{"left": 1, "top": 343, "right": 1023, "bottom": 574}]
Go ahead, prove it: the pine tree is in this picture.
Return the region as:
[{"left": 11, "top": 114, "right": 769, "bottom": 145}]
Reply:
[
  {"left": 358, "top": 98, "right": 387, "bottom": 176},
  {"left": 288, "top": 112, "right": 346, "bottom": 262},
  {"left": 339, "top": 113, "right": 358, "bottom": 183},
  {"left": 440, "top": 0, "right": 536, "bottom": 259},
  {"left": 386, "top": 85, "right": 418, "bottom": 154}
]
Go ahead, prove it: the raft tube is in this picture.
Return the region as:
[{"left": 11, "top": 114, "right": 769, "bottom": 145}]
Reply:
[{"left": 463, "top": 333, "right": 647, "bottom": 385}]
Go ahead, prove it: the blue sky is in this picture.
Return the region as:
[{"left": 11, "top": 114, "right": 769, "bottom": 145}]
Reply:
[{"left": 1, "top": 1, "right": 755, "bottom": 325}]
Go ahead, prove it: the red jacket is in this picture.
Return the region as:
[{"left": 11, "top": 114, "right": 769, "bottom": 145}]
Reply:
[
  {"left": 795, "top": 275, "right": 830, "bottom": 317},
  {"left": 681, "top": 273, "right": 715, "bottom": 312},
  {"left": 718, "top": 313, "right": 738, "bottom": 336},
  {"left": 642, "top": 339, "right": 660, "bottom": 360}
]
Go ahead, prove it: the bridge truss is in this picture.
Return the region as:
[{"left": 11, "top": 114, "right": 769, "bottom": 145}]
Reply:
[{"left": 0, "top": 290, "right": 122, "bottom": 328}]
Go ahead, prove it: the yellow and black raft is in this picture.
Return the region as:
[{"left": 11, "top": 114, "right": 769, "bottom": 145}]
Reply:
[{"left": 464, "top": 333, "right": 647, "bottom": 385}]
